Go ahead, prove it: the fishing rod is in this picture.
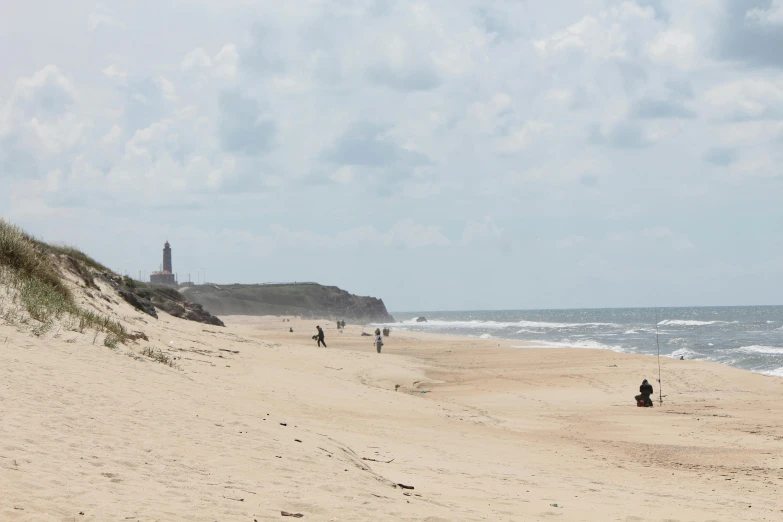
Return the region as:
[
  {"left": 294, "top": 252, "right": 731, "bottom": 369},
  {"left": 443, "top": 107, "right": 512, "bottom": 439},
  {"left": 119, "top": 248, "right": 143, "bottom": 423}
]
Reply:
[{"left": 655, "top": 307, "right": 663, "bottom": 405}]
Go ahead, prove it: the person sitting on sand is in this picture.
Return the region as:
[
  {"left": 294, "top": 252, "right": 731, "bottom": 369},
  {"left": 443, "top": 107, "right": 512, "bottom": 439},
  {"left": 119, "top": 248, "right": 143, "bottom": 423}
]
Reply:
[
  {"left": 635, "top": 379, "right": 654, "bottom": 407},
  {"left": 316, "top": 325, "right": 327, "bottom": 348},
  {"left": 374, "top": 328, "right": 383, "bottom": 354}
]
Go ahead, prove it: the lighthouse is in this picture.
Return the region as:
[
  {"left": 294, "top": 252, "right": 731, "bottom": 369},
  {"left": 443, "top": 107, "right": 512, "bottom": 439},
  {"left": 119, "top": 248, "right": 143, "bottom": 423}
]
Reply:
[
  {"left": 149, "top": 241, "right": 177, "bottom": 286},
  {"left": 163, "top": 241, "right": 172, "bottom": 273}
]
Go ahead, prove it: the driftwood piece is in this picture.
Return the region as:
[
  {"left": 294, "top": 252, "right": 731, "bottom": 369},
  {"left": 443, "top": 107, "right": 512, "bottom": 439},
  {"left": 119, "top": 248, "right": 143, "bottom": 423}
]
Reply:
[
  {"left": 361, "top": 457, "right": 394, "bottom": 464},
  {"left": 396, "top": 483, "right": 414, "bottom": 490},
  {"left": 281, "top": 511, "right": 304, "bottom": 518}
]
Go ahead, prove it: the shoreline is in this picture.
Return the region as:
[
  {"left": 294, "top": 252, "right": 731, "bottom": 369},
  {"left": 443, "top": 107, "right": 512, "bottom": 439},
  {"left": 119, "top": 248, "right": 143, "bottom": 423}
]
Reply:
[
  {"left": 373, "top": 317, "right": 783, "bottom": 379},
  {"left": 2, "top": 311, "right": 782, "bottom": 521}
]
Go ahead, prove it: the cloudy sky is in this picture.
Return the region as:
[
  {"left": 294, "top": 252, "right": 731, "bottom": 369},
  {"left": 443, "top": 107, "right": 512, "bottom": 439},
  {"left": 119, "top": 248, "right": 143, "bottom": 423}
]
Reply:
[{"left": 1, "top": 1, "right": 782, "bottom": 311}]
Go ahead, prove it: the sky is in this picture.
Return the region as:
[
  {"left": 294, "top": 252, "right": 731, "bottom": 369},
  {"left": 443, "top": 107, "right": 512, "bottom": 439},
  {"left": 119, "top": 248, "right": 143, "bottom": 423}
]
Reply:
[{"left": 1, "top": 0, "right": 782, "bottom": 312}]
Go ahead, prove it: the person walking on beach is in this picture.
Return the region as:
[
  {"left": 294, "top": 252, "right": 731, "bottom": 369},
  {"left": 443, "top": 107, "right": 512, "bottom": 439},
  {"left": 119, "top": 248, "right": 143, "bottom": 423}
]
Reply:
[
  {"left": 316, "top": 325, "right": 327, "bottom": 348},
  {"left": 374, "top": 328, "right": 383, "bottom": 354},
  {"left": 635, "top": 379, "right": 654, "bottom": 407}
]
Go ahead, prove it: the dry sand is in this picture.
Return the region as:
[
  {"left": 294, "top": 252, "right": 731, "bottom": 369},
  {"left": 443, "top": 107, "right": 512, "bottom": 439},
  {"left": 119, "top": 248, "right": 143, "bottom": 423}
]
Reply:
[{"left": 2, "top": 284, "right": 783, "bottom": 521}]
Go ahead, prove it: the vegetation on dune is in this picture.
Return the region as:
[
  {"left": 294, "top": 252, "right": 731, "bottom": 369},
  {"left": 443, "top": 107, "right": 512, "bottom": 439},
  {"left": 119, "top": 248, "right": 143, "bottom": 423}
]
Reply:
[
  {"left": 32, "top": 240, "right": 112, "bottom": 274},
  {"left": 0, "top": 220, "right": 72, "bottom": 301},
  {"left": 0, "top": 218, "right": 128, "bottom": 343},
  {"left": 141, "top": 346, "right": 177, "bottom": 367}
]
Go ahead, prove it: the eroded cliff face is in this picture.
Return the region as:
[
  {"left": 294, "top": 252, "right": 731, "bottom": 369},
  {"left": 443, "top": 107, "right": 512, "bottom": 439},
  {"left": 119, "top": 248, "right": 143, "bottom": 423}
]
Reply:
[
  {"left": 97, "top": 274, "right": 225, "bottom": 327},
  {"left": 181, "top": 283, "right": 394, "bottom": 323}
]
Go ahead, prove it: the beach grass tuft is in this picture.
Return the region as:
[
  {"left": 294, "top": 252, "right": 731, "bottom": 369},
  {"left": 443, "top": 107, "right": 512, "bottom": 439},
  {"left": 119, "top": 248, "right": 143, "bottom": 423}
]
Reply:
[
  {"left": 0, "top": 219, "right": 128, "bottom": 344},
  {"left": 0, "top": 219, "right": 72, "bottom": 301},
  {"left": 141, "top": 346, "right": 176, "bottom": 367}
]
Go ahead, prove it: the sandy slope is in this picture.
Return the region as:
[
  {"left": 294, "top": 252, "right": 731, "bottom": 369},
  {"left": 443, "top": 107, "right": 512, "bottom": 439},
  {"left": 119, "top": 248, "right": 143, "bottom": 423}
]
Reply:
[{"left": 2, "top": 282, "right": 783, "bottom": 521}]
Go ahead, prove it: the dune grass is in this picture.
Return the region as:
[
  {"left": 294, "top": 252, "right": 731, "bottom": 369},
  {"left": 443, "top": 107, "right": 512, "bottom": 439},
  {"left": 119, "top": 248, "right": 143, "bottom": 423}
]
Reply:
[
  {"left": 0, "top": 219, "right": 127, "bottom": 343},
  {"left": 141, "top": 346, "right": 176, "bottom": 367},
  {"left": 40, "top": 242, "right": 112, "bottom": 273},
  {"left": 0, "top": 220, "right": 72, "bottom": 301}
]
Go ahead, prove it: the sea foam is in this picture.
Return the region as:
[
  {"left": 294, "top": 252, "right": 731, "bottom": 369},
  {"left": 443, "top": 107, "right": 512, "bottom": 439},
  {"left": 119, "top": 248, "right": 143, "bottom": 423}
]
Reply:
[
  {"left": 737, "top": 345, "right": 783, "bottom": 355},
  {"left": 391, "top": 318, "right": 617, "bottom": 329},
  {"left": 657, "top": 320, "right": 723, "bottom": 326},
  {"left": 528, "top": 339, "right": 627, "bottom": 352}
]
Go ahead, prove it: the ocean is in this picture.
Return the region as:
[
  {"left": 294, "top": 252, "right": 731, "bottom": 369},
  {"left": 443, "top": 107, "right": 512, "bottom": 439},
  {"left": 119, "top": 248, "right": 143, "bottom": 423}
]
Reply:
[{"left": 380, "top": 306, "right": 783, "bottom": 377}]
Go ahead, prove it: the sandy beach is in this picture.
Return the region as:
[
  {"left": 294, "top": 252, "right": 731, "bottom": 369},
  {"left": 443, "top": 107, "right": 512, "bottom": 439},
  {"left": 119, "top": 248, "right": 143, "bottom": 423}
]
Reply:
[{"left": 2, "top": 291, "right": 783, "bottom": 521}]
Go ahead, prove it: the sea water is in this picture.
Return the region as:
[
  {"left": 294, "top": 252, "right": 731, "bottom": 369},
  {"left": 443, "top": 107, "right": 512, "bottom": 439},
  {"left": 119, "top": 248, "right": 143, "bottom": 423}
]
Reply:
[{"left": 378, "top": 306, "right": 783, "bottom": 377}]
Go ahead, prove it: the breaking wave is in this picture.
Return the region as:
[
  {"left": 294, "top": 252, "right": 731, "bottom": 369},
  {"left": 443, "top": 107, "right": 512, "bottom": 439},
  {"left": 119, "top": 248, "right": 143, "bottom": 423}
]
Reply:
[
  {"left": 393, "top": 318, "right": 618, "bottom": 329},
  {"left": 657, "top": 320, "right": 724, "bottom": 326},
  {"left": 384, "top": 306, "right": 783, "bottom": 376},
  {"left": 669, "top": 347, "right": 701, "bottom": 359},
  {"left": 523, "top": 339, "right": 627, "bottom": 352},
  {"left": 737, "top": 345, "right": 783, "bottom": 355}
]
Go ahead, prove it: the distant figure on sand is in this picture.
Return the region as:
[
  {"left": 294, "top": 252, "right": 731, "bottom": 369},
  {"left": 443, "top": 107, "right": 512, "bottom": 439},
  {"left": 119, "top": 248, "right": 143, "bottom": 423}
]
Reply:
[
  {"left": 289, "top": 327, "right": 293, "bottom": 333},
  {"left": 316, "top": 325, "right": 327, "bottom": 348},
  {"left": 635, "top": 379, "right": 654, "bottom": 407},
  {"left": 337, "top": 320, "right": 341, "bottom": 329},
  {"left": 374, "top": 328, "right": 383, "bottom": 354}
]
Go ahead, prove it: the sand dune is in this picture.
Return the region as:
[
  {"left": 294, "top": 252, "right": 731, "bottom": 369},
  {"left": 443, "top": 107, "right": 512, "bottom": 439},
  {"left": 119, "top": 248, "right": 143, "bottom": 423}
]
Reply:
[{"left": 2, "top": 278, "right": 783, "bottom": 520}]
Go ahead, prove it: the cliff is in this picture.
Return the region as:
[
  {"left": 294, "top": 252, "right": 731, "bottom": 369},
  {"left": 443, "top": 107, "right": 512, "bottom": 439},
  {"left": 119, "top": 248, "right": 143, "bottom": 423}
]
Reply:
[
  {"left": 181, "top": 283, "right": 394, "bottom": 323},
  {"left": 98, "top": 274, "right": 225, "bottom": 327}
]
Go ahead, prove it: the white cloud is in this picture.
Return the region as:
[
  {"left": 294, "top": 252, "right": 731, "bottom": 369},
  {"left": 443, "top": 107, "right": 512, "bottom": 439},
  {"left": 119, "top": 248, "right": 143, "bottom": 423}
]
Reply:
[
  {"left": 646, "top": 29, "right": 697, "bottom": 70},
  {"left": 459, "top": 217, "right": 510, "bottom": 253},
  {"left": 100, "top": 124, "right": 123, "bottom": 145},
  {"left": 556, "top": 235, "right": 589, "bottom": 249},
  {"left": 747, "top": 1, "right": 783, "bottom": 26},
  {"left": 496, "top": 121, "right": 553, "bottom": 153},
  {"left": 329, "top": 166, "right": 355, "bottom": 184},
  {"left": 257, "top": 219, "right": 451, "bottom": 251},
  {"left": 704, "top": 79, "right": 783, "bottom": 121},
  {"left": 181, "top": 48, "right": 212, "bottom": 71},
  {"left": 270, "top": 75, "right": 311, "bottom": 94},
  {"left": 1, "top": 66, "right": 84, "bottom": 157},
  {"left": 102, "top": 64, "right": 127, "bottom": 80},
  {"left": 181, "top": 44, "right": 238, "bottom": 80},
  {"left": 544, "top": 89, "right": 575, "bottom": 107},
  {"left": 213, "top": 44, "right": 239, "bottom": 79},
  {"left": 157, "top": 77, "right": 178, "bottom": 102},
  {"left": 3, "top": 65, "right": 76, "bottom": 117},
  {"left": 533, "top": 3, "right": 655, "bottom": 60},
  {"left": 4, "top": 0, "right": 783, "bottom": 309},
  {"left": 380, "top": 219, "right": 451, "bottom": 248},
  {"left": 88, "top": 4, "right": 124, "bottom": 31},
  {"left": 608, "top": 227, "right": 694, "bottom": 252},
  {"left": 470, "top": 93, "right": 513, "bottom": 134}
]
